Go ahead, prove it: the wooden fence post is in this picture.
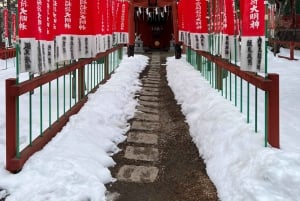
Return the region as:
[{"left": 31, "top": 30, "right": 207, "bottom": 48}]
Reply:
[
  {"left": 6, "top": 78, "right": 18, "bottom": 172},
  {"left": 267, "top": 74, "right": 280, "bottom": 148}
]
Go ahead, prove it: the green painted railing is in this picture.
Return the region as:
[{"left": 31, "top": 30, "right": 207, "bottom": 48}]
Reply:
[
  {"left": 6, "top": 46, "right": 124, "bottom": 172},
  {"left": 186, "top": 47, "right": 279, "bottom": 149}
]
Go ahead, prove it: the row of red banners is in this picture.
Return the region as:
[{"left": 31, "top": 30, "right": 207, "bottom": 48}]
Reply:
[
  {"left": 2, "top": 9, "right": 16, "bottom": 47},
  {"left": 18, "top": 0, "right": 129, "bottom": 73},
  {"left": 178, "top": 0, "right": 267, "bottom": 73}
]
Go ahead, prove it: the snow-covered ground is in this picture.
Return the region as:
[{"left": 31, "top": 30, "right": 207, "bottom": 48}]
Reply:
[{"left": 0, "top": 48, "right": 299, "bottom": 201}]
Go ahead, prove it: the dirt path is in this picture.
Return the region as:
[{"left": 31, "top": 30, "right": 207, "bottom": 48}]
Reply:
[{"left": 106, "top": 52, "right": 219, "bottom": 201}]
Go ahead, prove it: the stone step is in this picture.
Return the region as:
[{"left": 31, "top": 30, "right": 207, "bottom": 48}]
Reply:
[
  {"left": 124, "top": 146, "right": 159, "bottom": 162},
  {"left": 146, "top": 75, "right": 161, "bottom": 79},
  {"left": 147, "top": 74, "right": 160, "bottom": 78},
  {"left": 143, "top": 87, "right": 160, "bottom": 92},
  {"left": 139, "top": 100, "right": 159, "bottom": 108},
  {"left": 140, "top": 90, "right": 160, "bottom": 96},
  {"left": 105, "top": 192, "right": 120, "bottom": 201},
  {"left": 142, "top": 78, "right": 161, "bottom": 82},
  {"left": 139, "top": 95, "right": 159, "bottom": 102},
  {"left": 127, "top": 132, "right": 158, "bottom": 145},
  {"left": 136, "top": 105, "right": 159, "bottom": 114},
  {"left": 143, "top": 80, "right": 160, "bottom": 85},
  {"left": 131, "top": 121, "right": 160, "bottom": 131},
  {"left": 117, "top": 165, "right": 159, "bottom": 183},
  {"left": 134, "top": 111, "right": 159, "bottom": 121},
  {"left": 148, "top": 70, "right": 160, "bottom": 73}
]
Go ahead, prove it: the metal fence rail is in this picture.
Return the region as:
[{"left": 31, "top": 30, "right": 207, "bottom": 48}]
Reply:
[
  {"left": 6, "top": 46, "right": 124, "bottom": 172},
  {"left": 186, "top": 47, "right": 279, "bottom": 149}
]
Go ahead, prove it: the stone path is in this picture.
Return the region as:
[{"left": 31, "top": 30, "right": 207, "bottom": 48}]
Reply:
[
  {"left": 106, "top": 52, "right": 219, "bottom": 201},
  {"left": 115, "top": 54, "right": 161, "bottom": 186}
]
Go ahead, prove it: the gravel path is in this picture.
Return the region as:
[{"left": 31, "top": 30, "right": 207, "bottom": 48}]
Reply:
[{"left": 106, "top": 52, "right": 219, "bottom": 201}]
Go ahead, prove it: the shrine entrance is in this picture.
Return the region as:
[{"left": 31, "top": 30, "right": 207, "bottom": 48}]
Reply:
[
  {"left": 134, "top": 6, "right": 174, "bottom": 51},
  {"left": 127, "top": 0, "right": 181, "bottom": 58}
]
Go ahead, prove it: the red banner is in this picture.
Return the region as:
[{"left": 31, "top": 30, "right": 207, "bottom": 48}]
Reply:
[
  {"left": 240, "top": 0, "right": 265, "bottom": 72},
  {"left": 221, "top": 0, "right": 235, "bottom": 59},
  {"left": 19, "top": 0, "right": 37, "bottom": 38},
  {"left": 224, "top": 0, "right": 234, "bottom": 35},
  {"left": 17, "top": 0, "right": 118, "bottom": 72},
  {"left": 189, "top": 0, "right": 209, "bottom": 51},
  {"left": 3, "top": 9, "right": 8, "bottom": 38},
  {"left": 115, "top": 1, "right": 129, "bottom": 44},
  {"left": 12, "top": 13, "right": 16, "bottom": 42},
  {"left": 241, "top": 0, "right": 265, "bottom": 36}
]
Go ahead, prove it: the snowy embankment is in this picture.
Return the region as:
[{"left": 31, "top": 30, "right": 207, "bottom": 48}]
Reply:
[
  {"left": 0, "top": 55, "right": 148, "bottom": 201},
  {"left": 166, "top": 56, "right": 300, "bottom": 201}
]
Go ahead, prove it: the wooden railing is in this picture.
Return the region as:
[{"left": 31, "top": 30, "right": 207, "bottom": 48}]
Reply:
[{"left": 6, "top": 46, "right": 124, "bottom": 172}]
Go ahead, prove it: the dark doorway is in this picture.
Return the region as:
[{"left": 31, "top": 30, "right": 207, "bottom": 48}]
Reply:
[{"left": 134, "top": 6, "right": 174, "bottom": 51}]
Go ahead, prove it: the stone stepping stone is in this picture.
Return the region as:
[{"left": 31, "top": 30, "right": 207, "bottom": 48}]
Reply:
[
  {"left": 139, "top": 95, "right": 159, "bottom": 102},
  {"left": 136, "top": 106, "right": 159, "bottom": 114},
  {"left": 142, "top": 78, "right": 160, "bottom": 82},
  {"left": 131, "top": 121, "right": 160, "bottom": 131},
  {"left": 147, "top": 71, "right": 160, "bottom": 76},
  {"left": 139, "top": 100, "right": 159, "bottom": 108},
  {"left": 143, "top": 87, "right": 160, "bottom": 92},
  {"left": 134, "top": 112, "right": 159, "bottom": 121},
  {"left": 140, "top": 90, "right": 160, "bottom": 96},
  {"left": 143, "top": 80, "right": 160, "bottom": 85},
  {"left": 147, "top": 75, "right": 160, "bottom": 79},
  {"left": 127, "top": 132, "right": 158, "bottom": 145},
  {"left": 150, "top": 66, "right": 160, "bottom": 69},
  {"left": 146, "top": 75, "right": 161, "bottom": 79},
  {"left": 148, "top": 70, "right": 160, "bottom": 73},
  {"left": 142, "top": 84, "right": 160, "bottom": 89},
  {"left": 117, "top": 165, "right": 159, "bottom": 183},
  {"left": 105, "top": 192, "right": 120, "bottom": 201},
  {"left": 124, "top": 146, "right": 159, "bottom": 162}
]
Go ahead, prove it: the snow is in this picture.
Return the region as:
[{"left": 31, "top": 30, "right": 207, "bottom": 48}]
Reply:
[
  {"left": 0, "top": 47, "right": 300, "bottom": 201},
  {"left": 0, "top": 55, "right": 149, "bottom": 201}
]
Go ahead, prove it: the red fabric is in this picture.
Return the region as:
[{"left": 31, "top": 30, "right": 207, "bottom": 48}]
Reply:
[
  {"left": 116, "top": 1, "right": 129, "bottom": 33},
  {"left": 56, "top": 0, "right": 79, "bottom": 35},
  {"left": 242, "top": 0, "right": 265, "bottom": 36},
  {"left": 18, "top": 1, "right": 36, "bottom": 38},
  {"left": 3, "top": 9, "right": 8, "bottom": 38},
  {"left": 224, "top": 0, "right": 235, "bottom": 35},
  {"left": 187, "top": 0, "right": 208, "bottom": 33},
  {"left": 12, "top": 13, "right": 16, "bottom": 41}
]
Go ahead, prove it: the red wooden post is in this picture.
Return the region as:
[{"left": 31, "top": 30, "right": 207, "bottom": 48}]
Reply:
[
  {"left": 267, "top": 74, "right": 280, "bottom": 148},
  {"left": 172, "top": 1, "right": 179, "bottom": 44},
  {"left": 6, "top": 78, "right": 18, "bottom": 172},
  {"left": 128, "top": 1, "right": 135, "bottom": 57}
]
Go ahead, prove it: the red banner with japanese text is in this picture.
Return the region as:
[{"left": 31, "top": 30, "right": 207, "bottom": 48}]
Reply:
[
  {"left": 55, "top": 0, "right": 79, "bottom": 61},
  {"left": 115, "top": 1, "right": 129, "bottom": 44},
  {"left": 19, "top": 0, "right": 55, "bottom": 73},
  {"left": 190, "top": 0, "right": 209, "bottom": 52},
  {"left": 18, "top": 0, "right": 38, "bottom": 72},
  {"left": 106, "top": 0, "right": 113, "bottom": 50},
  {"left": 12, "top": 13, "right": 16, "bottom": 43},
  {"left": 3, "top": 9, "right": 8, "bottom": 39},
  {"left": 17, "top": 0, "right": 120, "bottom": 73},
  {"left": 240, "top": 0, "right": 265, "bottom": 72},
  {"left": 221, "top": 0, "right": 235, "bottom": 59},
  {"left": 178, "top": 0, "right": 189, "bottom": 45}
]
